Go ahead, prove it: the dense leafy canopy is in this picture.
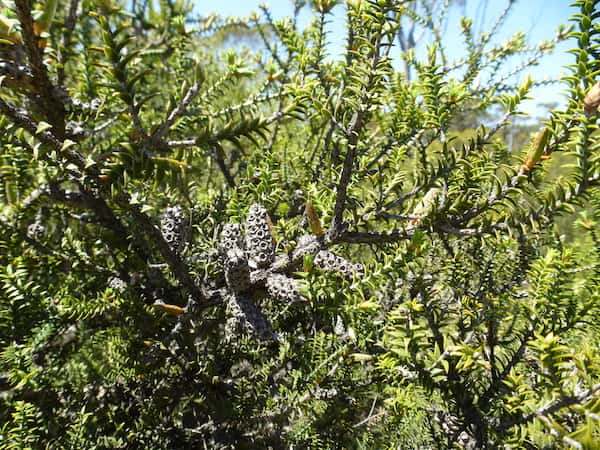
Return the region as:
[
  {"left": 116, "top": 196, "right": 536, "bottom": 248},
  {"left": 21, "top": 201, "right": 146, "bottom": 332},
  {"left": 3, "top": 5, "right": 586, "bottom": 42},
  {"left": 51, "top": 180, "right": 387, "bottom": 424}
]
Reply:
[{"left": 1, "top": 0, "right": 600, "bottom": 448}]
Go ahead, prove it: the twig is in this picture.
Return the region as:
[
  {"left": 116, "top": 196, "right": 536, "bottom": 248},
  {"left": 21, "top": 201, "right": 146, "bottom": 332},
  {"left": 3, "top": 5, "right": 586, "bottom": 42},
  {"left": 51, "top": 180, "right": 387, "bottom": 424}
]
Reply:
[
  {"left": 148, "top": 82, "right": 200, "bottom": 149},
  {"left": 115, "top": 195, "right": 207, "bottom": 305},
  {"left": 353, "top": 395, "right": 380, "bottom": 428},
  {"left": 57, "top": 0, "right": 80, "bottom": 86},
  {"left": 14, "top": 0, "right": 66, "bottom": 135},
  {"left": 212, "top": 143, "right": 236, "bottom": 188},
  {"left": 92, "top": 116, "right": 120, "bottom": 134},
  {"left": 0, "top": 61, "right": 34, "bottom": 89},
  {"left": 336, "top": 229, "right": 414, "bottom": 244},
  {"left": 329, "top": 110, "right": 365, "bottom": 238},
  {"left": 499, "top": 383, "right": 600, "bottom": 431},
  {"left": 482, "top": 109, "right": 512, "bottom": 142},
  {"left": 0, "top": 97, "right": 86, "bottom": 169},
  {"left": 328, "top": 10, "right": 398, "bottom": 239},
  {"left": 166, "top": 109, "right": 286, "bottom": 148},
  {"left": 337, "top": 220, "right": 503, "bottom": 244}
]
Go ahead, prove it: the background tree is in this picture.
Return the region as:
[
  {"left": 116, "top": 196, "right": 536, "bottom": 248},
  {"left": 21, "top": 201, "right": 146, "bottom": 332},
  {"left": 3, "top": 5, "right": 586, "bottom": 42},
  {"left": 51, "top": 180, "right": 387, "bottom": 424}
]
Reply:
[{"left": 0, "top": 0, "right": 599, "bottom": 448}]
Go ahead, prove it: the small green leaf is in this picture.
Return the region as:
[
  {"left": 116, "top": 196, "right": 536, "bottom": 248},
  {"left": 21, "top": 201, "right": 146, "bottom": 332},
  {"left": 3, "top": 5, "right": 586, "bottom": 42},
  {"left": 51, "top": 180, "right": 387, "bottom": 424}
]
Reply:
[
  {"left": 357, "top": 300, "right": 380, "bottom": 312},
  {"left": 60, "top": 139, "right": 77, "bottom": 152},
  {"left": 349, "top": 353, "right": 373, "bottom": 362},
  {"left": 36, "top": 121, "right": 52, "bottom": 134},
  {"left": 32, "top": 142, "right": 42, "bottom": 159}
]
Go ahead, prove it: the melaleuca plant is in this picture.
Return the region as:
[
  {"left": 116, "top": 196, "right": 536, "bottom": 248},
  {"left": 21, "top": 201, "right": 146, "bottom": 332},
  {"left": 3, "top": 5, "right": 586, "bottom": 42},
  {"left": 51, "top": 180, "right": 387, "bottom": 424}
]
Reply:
[{"left": 0, "top": 0, "right": 599, "bottom": 448}]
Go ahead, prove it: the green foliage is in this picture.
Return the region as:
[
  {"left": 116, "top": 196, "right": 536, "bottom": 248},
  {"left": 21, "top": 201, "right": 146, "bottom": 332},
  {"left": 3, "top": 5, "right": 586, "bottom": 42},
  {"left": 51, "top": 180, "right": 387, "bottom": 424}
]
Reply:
[{"left": 0, "top": 0, "right": 599, "bottom": 448}]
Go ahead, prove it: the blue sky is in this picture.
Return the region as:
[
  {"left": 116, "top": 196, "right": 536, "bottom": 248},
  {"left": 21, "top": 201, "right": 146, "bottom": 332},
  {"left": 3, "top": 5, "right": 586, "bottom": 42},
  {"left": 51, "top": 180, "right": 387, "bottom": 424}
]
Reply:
[{"left": 194, "top": 1, "right": 576, "bottom": 118}]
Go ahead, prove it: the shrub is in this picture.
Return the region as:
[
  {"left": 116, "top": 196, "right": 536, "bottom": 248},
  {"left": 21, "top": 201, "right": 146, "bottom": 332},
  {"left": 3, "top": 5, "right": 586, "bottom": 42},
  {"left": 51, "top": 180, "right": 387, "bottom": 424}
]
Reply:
[{"left": 1, "top": 0, "right": 599, "bottom": 448}]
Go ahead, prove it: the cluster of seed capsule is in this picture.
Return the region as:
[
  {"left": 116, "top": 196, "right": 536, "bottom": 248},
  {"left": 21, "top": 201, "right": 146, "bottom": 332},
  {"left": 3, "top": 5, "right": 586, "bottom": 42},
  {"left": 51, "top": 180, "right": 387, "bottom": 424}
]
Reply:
[
  {"left": 160, "top": 206, "right": 186, "bottom": 253},
  {"left": 265, "top": 274, "right": 304, "bottom": 303},
  {"left": 244, "top": 204, "right": 275, "bottom": 268},
  {"left": 219, "top": 205, "right": 283, "bottom": 340},
  {"left": 27, "top": 222, "right": 45, "bottom": 240},
  {"left": 223, "top": 247, "right": 251, "bottom": 294},
  {"left": 130, "top": 203, "right": 364, "bottom": 342},
  {"left": 225, "top": 294, "right": 275, "bottom": 341},
  {"left": 219, "top": 204, "right": 364, "bottom": 341},
  {"left": 314, "top": 250, "right": 364, "bottom": 277},
  {"left": 107, "top": 276, "right": 128, "bottom": 293}
]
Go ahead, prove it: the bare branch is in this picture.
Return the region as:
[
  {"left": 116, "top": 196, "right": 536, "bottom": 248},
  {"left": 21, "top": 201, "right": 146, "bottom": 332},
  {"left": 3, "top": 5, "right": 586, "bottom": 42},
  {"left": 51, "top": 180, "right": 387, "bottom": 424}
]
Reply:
[
  {"left": 329, "top": 110, "right": 364, "bottom": 238},
  {"left": 148, "top": 82, "right": 200, "bottom": 149},
  {"left": 336, "top": 229, "right": 414, "bottom": 244}
]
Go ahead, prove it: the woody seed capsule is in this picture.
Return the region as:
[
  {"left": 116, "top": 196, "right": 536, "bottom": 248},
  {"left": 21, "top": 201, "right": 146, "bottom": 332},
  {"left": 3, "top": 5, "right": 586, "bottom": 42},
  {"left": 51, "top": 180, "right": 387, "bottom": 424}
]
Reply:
[{"left": 584, "top": 81, "right": 600, "bottom": 117}]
